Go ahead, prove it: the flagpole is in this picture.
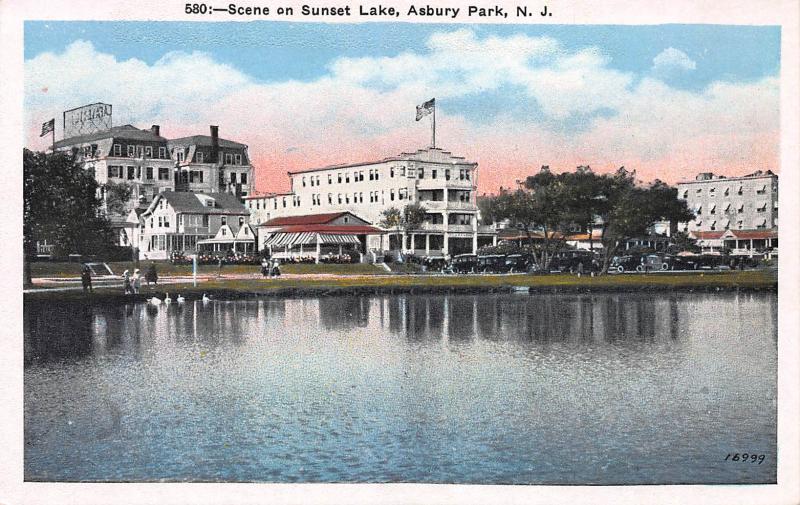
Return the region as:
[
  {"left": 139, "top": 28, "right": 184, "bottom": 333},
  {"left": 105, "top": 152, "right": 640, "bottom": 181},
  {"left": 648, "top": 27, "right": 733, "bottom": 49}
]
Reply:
[
  {"left": 432, "top": 103, "right": 436, "bottom": 149},
  {"left": 51, "top": 125, "right": 55, "bottom": 152}
]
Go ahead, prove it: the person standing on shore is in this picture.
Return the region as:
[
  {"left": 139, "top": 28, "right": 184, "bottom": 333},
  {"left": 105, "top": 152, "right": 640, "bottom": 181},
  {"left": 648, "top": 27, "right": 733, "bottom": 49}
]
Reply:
[
  {"left": 217, "top": 256, "right": 224, "bottom": 278},
  {"left": 577, "top": 261, "right": 584, "bottom": 278},
  {"left": 145, "top": 263, "right": 158, "bottom": 286},
  {"left": 123, "top": 270, "right": 132, "bottom": 294},
  {"left": 80, "top": 264, "right": 93, "bottom": 293},
  {"left": 132, "top": 269, "right": 141, "bottom": 294}
]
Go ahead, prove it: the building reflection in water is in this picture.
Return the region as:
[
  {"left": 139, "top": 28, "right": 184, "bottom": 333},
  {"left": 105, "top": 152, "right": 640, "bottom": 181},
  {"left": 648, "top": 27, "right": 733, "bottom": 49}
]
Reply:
[{"left": 24, "top": 292, "right": 775, "bottom": 364}]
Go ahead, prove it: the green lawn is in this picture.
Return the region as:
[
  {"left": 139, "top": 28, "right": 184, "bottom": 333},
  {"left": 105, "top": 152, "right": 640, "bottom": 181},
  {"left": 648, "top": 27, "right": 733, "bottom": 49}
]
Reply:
[
  {"left": 26, "top": 270, "right": 776, "bottom": 302},
  {"left": 281, "top": 263, "right": 385, "bottom": 275}
]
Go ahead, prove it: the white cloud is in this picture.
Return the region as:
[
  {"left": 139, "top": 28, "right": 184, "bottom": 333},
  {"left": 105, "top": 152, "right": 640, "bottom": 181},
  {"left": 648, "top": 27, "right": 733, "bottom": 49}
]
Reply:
[
  {"left": 24, "top": 33, "right": 778, "bottom": 191},
  {"left": 652, "top": 47, "right": 697, "bottom": 75}
]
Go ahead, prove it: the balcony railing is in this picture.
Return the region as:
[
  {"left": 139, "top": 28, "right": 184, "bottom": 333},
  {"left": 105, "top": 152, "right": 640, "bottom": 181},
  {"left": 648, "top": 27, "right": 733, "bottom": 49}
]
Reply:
[{"left": 416, "top": 178, "right": 475, "bottom": 190}]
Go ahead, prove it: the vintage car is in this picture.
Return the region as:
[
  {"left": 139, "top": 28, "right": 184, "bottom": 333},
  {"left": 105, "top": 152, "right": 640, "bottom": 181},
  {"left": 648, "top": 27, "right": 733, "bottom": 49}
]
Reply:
[
  {"left": 451, "top": 254, "right": 478, "bottom": 274},
  {"left": 496, "top": 254, "right": 538, "bottom": 274},
  {"left": 477, "top": 254, "right": 506, "bottom": 273}
]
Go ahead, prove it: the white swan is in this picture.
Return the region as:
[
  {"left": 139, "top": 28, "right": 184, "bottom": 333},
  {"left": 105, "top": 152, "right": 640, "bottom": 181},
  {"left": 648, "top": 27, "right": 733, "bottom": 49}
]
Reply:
[
  {"left": 164, "top": 293, "right": 172, "bottom": 304},
  {"left": 176, "top": 294, "right": 185, "bottom": 304},
  {"left": 149, "top": 296, "right": 162, "bottom": 305},
  {"left": 202, "top": 293, "right": 211, "bottom": 303}
]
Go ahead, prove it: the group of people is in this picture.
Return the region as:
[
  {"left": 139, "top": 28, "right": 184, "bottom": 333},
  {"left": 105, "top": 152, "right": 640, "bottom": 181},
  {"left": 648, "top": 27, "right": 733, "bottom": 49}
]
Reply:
[
  {"left": 122, "top": 264, "right": 159, "bottom": 294},
  {"left": 260, "top": 257, "right": 281, "bottom": 277}
]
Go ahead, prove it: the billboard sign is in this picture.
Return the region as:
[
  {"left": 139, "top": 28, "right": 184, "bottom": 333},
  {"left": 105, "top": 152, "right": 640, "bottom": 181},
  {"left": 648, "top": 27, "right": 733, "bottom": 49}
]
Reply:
[{"left": 63, "top": 103, "right": 112, "bottom": 138}]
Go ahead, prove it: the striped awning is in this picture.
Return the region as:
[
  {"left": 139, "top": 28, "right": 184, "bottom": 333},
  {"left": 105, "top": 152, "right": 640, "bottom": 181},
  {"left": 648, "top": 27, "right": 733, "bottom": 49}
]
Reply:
[{"left": 264, "top": 232, "right": 361, "bottom": 247}]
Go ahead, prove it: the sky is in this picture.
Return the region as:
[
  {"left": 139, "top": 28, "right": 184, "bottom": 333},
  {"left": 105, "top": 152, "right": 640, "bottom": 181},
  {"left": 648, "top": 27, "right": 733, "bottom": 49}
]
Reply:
[{"left": 24, "top": 21, "right": 780, "bottom": 194}]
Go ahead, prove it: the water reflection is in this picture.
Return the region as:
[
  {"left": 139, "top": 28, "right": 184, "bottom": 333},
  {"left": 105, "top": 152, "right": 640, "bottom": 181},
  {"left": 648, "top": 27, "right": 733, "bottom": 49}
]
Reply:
[{"left": 24, "top": 291, "right": 776, "bottom": 366}]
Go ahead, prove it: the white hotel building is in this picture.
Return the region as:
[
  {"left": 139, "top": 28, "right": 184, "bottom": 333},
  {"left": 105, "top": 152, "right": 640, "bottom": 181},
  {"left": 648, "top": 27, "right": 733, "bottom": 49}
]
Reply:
[
  {"left": 677, "top": 170, "right": 778, "bottom": 255},
  {"left": 245, "top": 148, "right": 496, "bottom": 256}
]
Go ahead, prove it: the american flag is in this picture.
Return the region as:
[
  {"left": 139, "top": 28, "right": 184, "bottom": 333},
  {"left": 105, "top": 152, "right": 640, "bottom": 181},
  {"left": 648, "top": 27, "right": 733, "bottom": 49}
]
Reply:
[
  {"left": 415, "top": 98, "right": 435, "bottom": 121},
  {"left": 40, "top": 118, "right": 54, "bottom": 137}
]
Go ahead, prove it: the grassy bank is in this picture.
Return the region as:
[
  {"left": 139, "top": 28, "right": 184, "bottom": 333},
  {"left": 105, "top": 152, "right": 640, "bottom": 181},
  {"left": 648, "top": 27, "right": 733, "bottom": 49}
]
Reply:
[{"left": 24, "top": 270, "right": 777, "bottom": 303}]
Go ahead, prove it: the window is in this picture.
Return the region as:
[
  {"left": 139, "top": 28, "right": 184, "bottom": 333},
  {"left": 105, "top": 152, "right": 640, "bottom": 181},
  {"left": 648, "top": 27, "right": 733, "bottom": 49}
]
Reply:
[
  {"left": 328, "top": 174, "right": 332, "bottom": 184},
  {"left": 149, "top": 218, "right": 154, "bottom": 228},
  {"left": 311, "top": 177, "right": 315, "bottom": 187},
  {"left": 756, "top": 184, "right": 767, "bottom": 195},
  {"left": 202, "top": 215, "right": 210, "bottom": 227},
  {"left": 302, "top": 176, "right": 307, "bottom": 187},
  {"left": 369, "top": 170, "right": 374, "bottom": 181},
  {"left": 225, "top": 153, "right": 233, "bottom": 164},
  {"left": 737, "top": 185, "right": 743, "bottom": 195},
  {"left": 681, "top": 190, "right": 688, "bottom": 198},
  {"left": 709, "top": 204, "right": 716, "bottom": 215},
  {"left": 445, "top": 169, "right": 451, "bottom": 181},
  {"left": 399, "top": 188, "right": 407, "bottom": 200},
  {"left": 127, "top": 145, "right": 135, "bottom": 157},
  {"left": 146, "top": 167, "right": 153, "bottom": 180},
  {"left": 432, "top": 169, "right": 437, "bottom": 179},
  {"left": 418, "top": 167, "right": 425, "bottom": 179},
  {"left": 345, "top": 194, "right": 350, "bottom": 204},
  {"left": 328, "top": 193, "right": 333, "bottom": 204},
  {"left": 359, "top": 192, "right": 364, "bottom": 203},
  {"left": 338, "top": 194, "right": 342, "bottom": 204},
  {"left": 709, "top": 187, "right": 715, "bottom": 196},
  {"left": 737, "top": 203, "right": 744, "bottom": 214},
  {"left": 460, "top": 169, "right": 466, "bottom": 181},
  {"left": 136, "top": 145, "right": 145, "bottom": 158},
  {"left": 390, "top": 167, "right": 395, "bottom": 178},
  {"left": 359, "top": 171, "right": 364, "bottom": 182},
  {"left": 158, "top": 216, "right": 163, "bottom": 228},
  {"left": 240, "top": 173, "right": 247, "bottom": 184},
  {"left": 345, "top": 172, "right": 350, "bottom": 183},
  {"left": 724, "top": 188, "right": 730, "bottom": 196},
  {"left": 230, "top": 172, "right": 236, "bottom": 184},
  {"left": 177, "top": 151, "right": 185, "bottom": 163},
  {"left": 113, "top": 144, "right": 122, "bottom": 156},
  {"left": 196, "top": 152, "right": 204, "bottom": 163},
  {"left": 400, "top": 166, "right": 406, "bottom": 177},
  {"left": 465, "top": 170, "right": 471, "bottom": 181},
  {"left": 338, "top": 173, "right": 342, "bottom": 184},
  {"left": 158, "top": 167, "right": 170, "bottom": 180},
  {"left": 220, "top": 216, "right": 227, "bottom": 226},
  {"left": 239, "top": 216, "right": 245, "bottom": 226},
  {"left": 145, "top": 146, "right": 153, "bottom": 158},
  {"left": 390, "top": 189, "right": 395, "bottom": 201},
  {"left": 282, "top": 197, "right": 286, "bottom": 208},
  {"left": 374, "top": 170, "right": 379, "bottom": 181},
  {"left": 159, "top": 147, "right": 166, "bottom": 159},
  {"left": 235, "top": 154, "right": 242, "bottom": 165}
]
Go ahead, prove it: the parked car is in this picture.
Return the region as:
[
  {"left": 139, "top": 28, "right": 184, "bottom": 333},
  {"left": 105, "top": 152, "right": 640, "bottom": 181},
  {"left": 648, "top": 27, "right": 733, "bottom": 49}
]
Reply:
[
  {"left": 609, "top": 254, "right": 644, "bottom": 273},
  {"left": 549, "top": 250, "right": 598, "bottom": 273},
  {"left": 497, "top": 254, "right": 538, "bottom": 273},
  {"left": 477, "top": 254, "right": 505, "bottom": 273},
  {"left": 643, "top": 254, "right": 670, "bottom": 271},
  {"left": 452, "top": 254, "right": 478, "bottom": 274},
  {"left": 423, "top": 257, "right": 449, "bottom": 273}
]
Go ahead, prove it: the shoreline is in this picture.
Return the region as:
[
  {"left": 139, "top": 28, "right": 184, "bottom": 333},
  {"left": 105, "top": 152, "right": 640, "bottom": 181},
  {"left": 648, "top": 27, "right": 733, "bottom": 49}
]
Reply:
[{"left": 23, "top": 270, "right": 778, "bottom": 304}]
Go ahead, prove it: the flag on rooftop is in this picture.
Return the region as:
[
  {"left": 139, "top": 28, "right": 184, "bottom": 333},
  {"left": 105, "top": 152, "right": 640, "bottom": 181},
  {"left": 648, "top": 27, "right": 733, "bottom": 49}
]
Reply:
[
  {"left": 40, "top": 118, "right": 55, "bottom": 137},
  {"left": 415, "top": 98, "right": 435, "bottom": 121}
]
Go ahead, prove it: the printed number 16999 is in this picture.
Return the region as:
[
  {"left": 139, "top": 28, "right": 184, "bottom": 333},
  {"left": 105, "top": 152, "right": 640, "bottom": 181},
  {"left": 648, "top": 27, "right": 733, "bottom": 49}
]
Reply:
[{"left": 725, "top": 453, "right": 766, "bottom": 464}]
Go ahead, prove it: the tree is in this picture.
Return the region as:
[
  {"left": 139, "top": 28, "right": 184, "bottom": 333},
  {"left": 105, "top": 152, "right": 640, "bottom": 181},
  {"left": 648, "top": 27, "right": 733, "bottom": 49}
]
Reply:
[
  {"left": 103, "top": 181, "right": 134, "bottom": 216},
  {"left": 597, "top": 172, "right": 694, "bottom": 272},
  {"left": 379, "top": 207, "right": 403, "bottom": 229},
  {"left": 23, "top": 149, "right": 116, "bottom": 284},
  {"left": 401, "top": 202, "right": 426, "bottom": 232}
]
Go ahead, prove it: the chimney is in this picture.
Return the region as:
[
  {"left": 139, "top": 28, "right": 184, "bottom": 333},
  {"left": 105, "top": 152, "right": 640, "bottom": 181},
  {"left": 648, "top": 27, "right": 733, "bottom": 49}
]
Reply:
[
  {"left": 151, "top": 125, "right": 160, "bottom": 136},
  {"left": 210, "top": 125, "right": 219, "bottom": 163}
]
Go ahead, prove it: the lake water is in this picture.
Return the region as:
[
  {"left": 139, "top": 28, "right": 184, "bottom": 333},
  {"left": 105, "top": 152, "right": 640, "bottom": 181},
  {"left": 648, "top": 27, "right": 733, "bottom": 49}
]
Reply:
[{"left": 24, "top": 292, "right": 777, "bottom": 484}]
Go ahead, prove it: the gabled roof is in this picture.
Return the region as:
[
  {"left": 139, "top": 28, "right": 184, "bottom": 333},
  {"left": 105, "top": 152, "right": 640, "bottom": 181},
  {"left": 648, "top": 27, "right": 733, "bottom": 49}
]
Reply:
[
  {"left": 690, "top": 231, "right": 725, "bottom": 240},
  {"left": 721, "top": 229, "right": 778, "bottom": 240},
  {"left": 167, "top": 135, "right": 247, "bottom": 149},
  {"left": 54, "top": 125, "right": 166, "bottom": 148},
  {"left": 260, "top": 212, "right": 357, "bottom": 227},
  {"left": 144, "top": 191, "right": 247, "bottom": 216},
  {"left": 273, "top": 224, "right": 384, "bottom": 235}
]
